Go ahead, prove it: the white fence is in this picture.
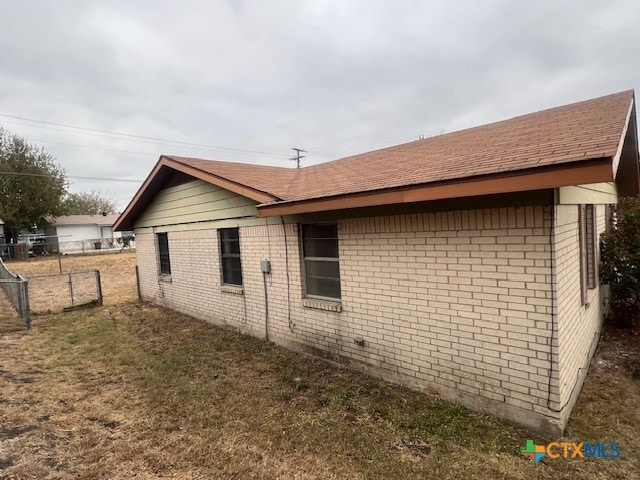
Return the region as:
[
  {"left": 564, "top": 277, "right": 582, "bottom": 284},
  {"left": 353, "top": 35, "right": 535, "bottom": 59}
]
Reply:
[{"left": 56, "top": 237, "right": 136, "bottom": 255}]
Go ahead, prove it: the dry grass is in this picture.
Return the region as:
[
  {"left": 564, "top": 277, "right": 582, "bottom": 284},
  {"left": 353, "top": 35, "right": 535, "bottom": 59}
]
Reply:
[
  {"left": 0, "top": 301, "right": 639, "bottom": 479},
  {"left": 6, "top": 250, "right": 138, "bottom": 307},
  {"left": 0, "top": 290, "right": 24, "bottom": 334}
]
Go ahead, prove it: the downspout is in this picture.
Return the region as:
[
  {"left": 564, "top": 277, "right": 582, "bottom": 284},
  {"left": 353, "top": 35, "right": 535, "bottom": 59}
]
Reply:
[
  {"left": 281, "top": 216, "right": 294, "bottom": 332},
  {"left": 547, "top": 200, "right": 559, "bottom": 411},
  {"left": 263, "top": 269, "right": 269, "bottom": 341},
  {"left": 263, "top": 219, "right": 271, "bottom": 341}
]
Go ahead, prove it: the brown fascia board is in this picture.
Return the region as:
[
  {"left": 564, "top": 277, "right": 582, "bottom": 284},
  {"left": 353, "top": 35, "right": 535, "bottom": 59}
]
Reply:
[
  {"left": 114, "top": 158, "right": 167, "bottom": 231},
  {"left": 612, "top": 95, "right": 636, "bottom": 176},
  {"left": 113, "top": 156, "right": 279, "bottom": 231},
  {"left": 256, "top": 158, "right": 614, "bottom": 217},
  {"left": 612, "top": 96, "right": 640, "bottom": 196}
]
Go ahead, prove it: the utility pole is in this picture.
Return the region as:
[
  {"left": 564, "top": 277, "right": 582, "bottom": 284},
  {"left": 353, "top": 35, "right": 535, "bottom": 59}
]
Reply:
[{"left": 290, "top": 147, "right": 306, "bottom": 169}]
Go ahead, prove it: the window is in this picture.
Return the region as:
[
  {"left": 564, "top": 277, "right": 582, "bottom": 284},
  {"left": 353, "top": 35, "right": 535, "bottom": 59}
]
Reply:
[
  {"left": 157, "top": 232, "right": 171, "bottom": 275},
  {"left": 220, "top": 228, "right": 243, "bottom": 286},
  {"left": 301, "top": 223, "right": 341, "bottom": 300},
  {"left": 579, "top": 204, "right": 596, "bottom": 305}
]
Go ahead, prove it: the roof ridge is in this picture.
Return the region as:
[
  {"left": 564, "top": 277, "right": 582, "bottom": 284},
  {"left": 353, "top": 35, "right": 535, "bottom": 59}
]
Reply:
[{"left": 167, "top": 155, "right": 296, "bottom": 172}]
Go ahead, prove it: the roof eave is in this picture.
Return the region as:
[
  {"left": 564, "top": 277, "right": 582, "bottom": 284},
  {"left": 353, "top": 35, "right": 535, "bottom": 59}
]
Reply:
[
  {"left": 114, "top": 156, "right": 279, "bottom": 231},
  {"left": 612, "top": 95, "right": 640, "bottom": 196},
  {"left": 163, "top": 157, "right": 278, "bottom": 204},
  {"left": 256, "top": 158, "right": 614, "bottom": 217}
]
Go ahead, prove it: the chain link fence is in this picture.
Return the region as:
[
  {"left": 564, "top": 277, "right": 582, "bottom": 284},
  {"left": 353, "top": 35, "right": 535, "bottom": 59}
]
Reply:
[
  {"left": 1, "top": 237, "right": 135, "bottom": 260},
  {"left": 0, "top": 258, "right": 31, "bottom": 329},
  {"left": 55, "top": 237, "right": 135, "bottom": 255},
  {"left": 27, "top": 270, "right": 103, "bottom": 314}
]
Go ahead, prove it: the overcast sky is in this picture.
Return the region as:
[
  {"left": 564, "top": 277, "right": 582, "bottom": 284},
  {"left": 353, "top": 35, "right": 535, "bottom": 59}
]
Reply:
[{"left": 1, "top": 1, "right": 639, "bottom": 210}]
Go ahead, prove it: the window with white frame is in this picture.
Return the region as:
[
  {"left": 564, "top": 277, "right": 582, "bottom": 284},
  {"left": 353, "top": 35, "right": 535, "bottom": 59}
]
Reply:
[
  {"left": 301, "top": 223, "right": 341, "bottom": 300},
  {"left": 219, "top": 228, "right": 243, "bottom": 286}
]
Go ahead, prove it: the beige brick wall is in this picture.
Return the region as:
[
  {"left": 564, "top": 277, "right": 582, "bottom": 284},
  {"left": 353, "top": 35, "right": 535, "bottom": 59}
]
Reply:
[
  {"left": 136, "top": 205, "right": 579, "bottom": 432},
  {"left": 135, "top": 228, "right": 249, "bottom": 330},
  {"left": 552, "top": 204, "right": 606, "bottom": 425},
  {"left": 337, "top": 207, "right": 557, "bottom": 431}
]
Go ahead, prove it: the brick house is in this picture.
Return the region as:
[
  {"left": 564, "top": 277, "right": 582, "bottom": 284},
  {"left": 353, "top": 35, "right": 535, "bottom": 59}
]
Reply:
[{"left": 114, "top": 90, "right": 639, "bottom": 434}]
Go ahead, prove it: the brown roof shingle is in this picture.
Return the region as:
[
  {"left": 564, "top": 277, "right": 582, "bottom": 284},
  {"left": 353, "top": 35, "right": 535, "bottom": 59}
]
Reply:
[
  {"left": 165, "top": 156, "right": 297, "bottom": 199},
  {"left": 115, "top": 90, "right": 636, "bottom": 228},
  {"left": 284, "top": 90, "right": 634, "bottom": 202}
]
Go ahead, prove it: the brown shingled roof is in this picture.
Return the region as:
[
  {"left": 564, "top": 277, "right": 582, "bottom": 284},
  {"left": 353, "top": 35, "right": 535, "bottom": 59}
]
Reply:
[
  {"left": 114, "top": 90, "right": 637, "bottom": 229},
  {"left": 283, "top": 90, "right": 634, "bottom": 202},
  {"left": 165, "top": 156, "right": 297, "bottom": 199}
]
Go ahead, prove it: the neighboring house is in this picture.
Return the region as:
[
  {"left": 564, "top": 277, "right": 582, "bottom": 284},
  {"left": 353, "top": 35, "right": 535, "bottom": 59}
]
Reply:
[
  {"left": 114, "top": 90, "right": 639, "bottom": 434},
  {"left": 45, "top": 214, "right": 129, "bottom": 254}
]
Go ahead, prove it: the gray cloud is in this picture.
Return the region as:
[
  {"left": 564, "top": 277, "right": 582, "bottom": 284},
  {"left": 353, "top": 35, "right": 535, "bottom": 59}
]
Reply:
[{"left": 0, "top": 0, "right": 638, "bottom": 209}]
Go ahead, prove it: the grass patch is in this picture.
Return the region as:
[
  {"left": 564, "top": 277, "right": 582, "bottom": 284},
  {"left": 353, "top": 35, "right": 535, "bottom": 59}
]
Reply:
[{"left": 1, "top": 302, "right": 639, "bottom": 479}]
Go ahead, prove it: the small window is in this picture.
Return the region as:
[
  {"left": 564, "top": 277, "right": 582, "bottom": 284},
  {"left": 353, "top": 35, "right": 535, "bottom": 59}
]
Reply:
[
  {"left": 579, "top": 204, "right": 596, "bottom": 305},
  {"left": 220, "top": 228, "right": 243, "bottom": 286},
  {"left": 157, "top": 232, "right": 171, "bottom": 275},
  {"left": 301, "top": 223, "right": 341, "bottom": 300}
]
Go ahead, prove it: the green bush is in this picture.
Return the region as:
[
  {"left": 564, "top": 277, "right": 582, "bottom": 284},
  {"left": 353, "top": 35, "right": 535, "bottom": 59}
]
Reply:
[{"left": 600, "top": 197, "right": 640, "bottom": 328}]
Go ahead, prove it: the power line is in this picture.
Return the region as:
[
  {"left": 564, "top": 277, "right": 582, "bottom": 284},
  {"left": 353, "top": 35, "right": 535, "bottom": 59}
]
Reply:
[
  {"left": 2, "top": 119, "right": 288, "bottom": 158},
  {"left": 0, "top": 113, "right": 290, "bottom": 158},
  {"left": 26, "top": 138, "right": 158, "bottom": 157},
  {"left": 0, "top": 113, "right": 417, "bottom": 165},
  {"left": 0, "top": 171, "right": 143, "bottom": 183}
]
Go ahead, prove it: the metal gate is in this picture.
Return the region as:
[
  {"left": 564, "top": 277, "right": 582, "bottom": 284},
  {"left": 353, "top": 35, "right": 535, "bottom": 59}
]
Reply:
[
  {"left": 27, "top": 270, "right": 103, "bottom": 314},
  {"left": 0, "top": 258, "right": 30, "bottom": 329}
]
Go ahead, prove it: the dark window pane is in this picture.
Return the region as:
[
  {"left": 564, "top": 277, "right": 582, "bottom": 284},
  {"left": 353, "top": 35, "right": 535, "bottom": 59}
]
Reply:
[
  {"left": 220, "top": 229, "right": 238, "bottom": 242},
  {"left": 220, "top": 228, "right": 242, "bottom": 286},
  {"left": 221, "top": 238, "right": 240, "bottom": 255},
  {"left": 305, "top": 259, "right": 341, "bottom": 299},
  {"left": 302, "top": 223, "right": 337, "bottom": 240},
  {"left": 220, "top": 228, "right": 240, "bottom": 255},
  {"left": 222, "top": 256, "right": 243, "bottom": 286},
  {"left": 157, "top": 233, "right": 171, "bottom": 274},
  {"left": 301, "top": 223, "right": 341, "bottom": 299},
  {"left": 303, "top": 238, "right": 339, "bottom": 258}
]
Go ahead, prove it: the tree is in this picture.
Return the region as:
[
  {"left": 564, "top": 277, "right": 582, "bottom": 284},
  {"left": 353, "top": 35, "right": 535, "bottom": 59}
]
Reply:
[
  {"left": 0, "top": 127, "right": 67, "bottom": 242},
  {"left": 600, "top": 197, "right": 640, "bottom": 328},
  {"left": 63, "top": 190, "right": 117, "bottom": 215}
]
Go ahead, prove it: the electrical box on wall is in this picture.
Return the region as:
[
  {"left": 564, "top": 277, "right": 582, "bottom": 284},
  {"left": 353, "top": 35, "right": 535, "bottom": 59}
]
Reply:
[{"left": 261, "top": 260, "right": 271, "bottom": 273}]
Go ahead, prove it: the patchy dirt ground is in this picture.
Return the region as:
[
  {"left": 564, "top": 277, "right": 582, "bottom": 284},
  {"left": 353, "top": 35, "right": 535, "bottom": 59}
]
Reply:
[
  {"left": 0, "top": 301, "right": 638, "bottom": 479},
  {"left": 590, "top": 327, "right": 640, "bottom": 380}
]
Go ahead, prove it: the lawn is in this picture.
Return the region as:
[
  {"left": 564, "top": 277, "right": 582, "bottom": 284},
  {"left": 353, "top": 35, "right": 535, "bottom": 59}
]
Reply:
[{"left": 1, "top": 300, "right": 638, "bottom": 479}]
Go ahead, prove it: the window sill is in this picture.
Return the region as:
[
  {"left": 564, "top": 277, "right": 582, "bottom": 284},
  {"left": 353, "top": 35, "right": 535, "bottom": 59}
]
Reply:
[
  {"left": 158, "top": 274, "right": 172, "bottom": 283},
  {"left": 221, "top": 285, "right": 244, "bottom": 295},
  {"left": 302, "top": 298, "right": 342, "bottom": 312}
]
